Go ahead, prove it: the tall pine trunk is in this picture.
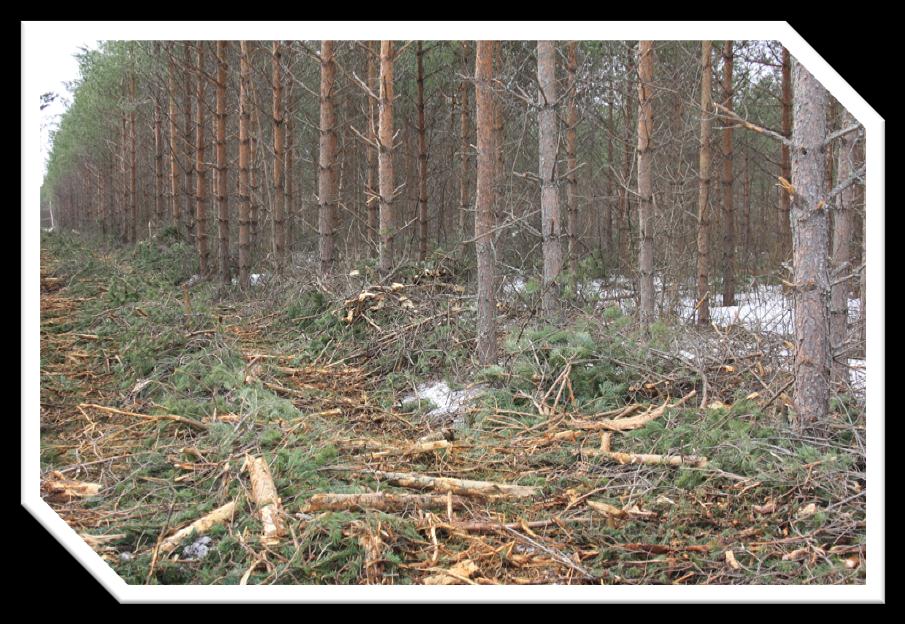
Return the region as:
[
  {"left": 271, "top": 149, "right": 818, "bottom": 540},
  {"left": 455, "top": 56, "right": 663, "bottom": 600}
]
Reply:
[
  {"left": 537, "top": 41, "right": 562, "bottom": 316},
  {"left": 565, "top": 41, "right": 579, "bottom": 278},
  {"left": 167, "top": 47, "right": 181, "bottom": 235},
  {"left": 377, "top": 41, "right": 396, "bottom": 274},
  {"left": 238, "top": 41, "right": 252, "bottom": 287},
  {"left": 790, "top": 58, "right": 830, "bottom": 434},
  {"left": 830, "top": 109, "right": 858, "bottom": 384},
  {"left": 318, "top": 40, "right": 338, "bottom": 274},
  {"left": 154, "top": 43, "right": 164, "bottom": 233},
  {"left": 416, "top": 41, "right": 429, "bottom": 261},
  {"left": 183, "top": 42, "right": 195, "bottom": 246},
  {"left": 272, "top": 42, "right": 286, "bottom": 267},
  {"left": 696, "top": 41, "right": 713, "bottom": 325},
  {"left": 129, "top": 44, "right": 137, "bottom": 244},
  {"left": 195, "top": 42, "right": 209, "bottom": 275},
  {"left": 779, "top": 47, "right": 792, "bottom": 261},
  {"left": 636, "top": 41, "right": 655, "bottom": 327},
  {"left": 366, "top": 41, "right": 379, "bottom": 253},
  {"left": 474, "top": 41, "right": 497, "bottom": 365},
  {"left": 721, "top": 41, "right": 736, "bottom": 306},
  {"left": 216, "top": 41, "right": 230, "bottom": 284},
  {"left": 458, "top": 42, "right": 471, "bottom": 255}
]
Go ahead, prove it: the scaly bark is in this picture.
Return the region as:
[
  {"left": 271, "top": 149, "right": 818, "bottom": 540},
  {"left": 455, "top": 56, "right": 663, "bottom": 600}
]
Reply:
[
  {"left": 416, "top": 41, "right": 429, "bottom": 261},
  {"left": 790, "top": 58, "right": 830, "bottom": 434},
  {"left": 565, "top": 41, "right": 579, "bottom": 278},
  {"left": 195, "top": 42, "right": 209, "bottom": 275},
  {"left": 153, "top": 42, "right": 164, "bottom": 232},
  {"left": 636, "top": 41, "right": 655, "bottom": 327},
  {"left": 696, "top": 41, "right": 713, "bottom": 325},
  {"left": 377, "top": 40, "right": 396, "bottom": 274},
  {"left": 537, "top": 41, "right": 562, "bottom": 316},
  {"left": 720, "top": 41, "right": 736, "bottom": 306},
  {"left": 779, "top": 47, "right": 792, "bottom": 261},
  {"left": 492, "top": 41, "right": 505, "bottom": 230},
  {"left": 215, "top": 41, "right": 230, "bottom": 284},
  {"left": 182, "top": 42, "right": 195, "bottom": 245},
  {"left": 830, "top": 109, "right": 858, "bottom": 384},
  {"left": 318, "top": 40, "right": 338, "bottom": 274},
  {"left": 272, "top": 41, "right": 286, "bottom": 267},
  {"left": 129, "top": 43, "right": 137, "bottom": 243},
  {"left": 167, "top": 46, "right": 181, "bottom": 235},
  {"left": 366, "top": 41, "right": 379, "bottom": 253},
  {"left": 475, "top": 40, "right": 497, "bottom": 365},
  {"left": 458, "top": 42, "right": 471, "bottom": 255},
  {"left": 238, "top": 41, "right": 251, "bottom": 287}
]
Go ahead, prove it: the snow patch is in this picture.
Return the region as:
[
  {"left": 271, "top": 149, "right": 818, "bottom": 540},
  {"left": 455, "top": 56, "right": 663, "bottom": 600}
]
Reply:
[
  {"left": 181, "top": 536, "right": 213, "bottom": 561},
  {"left": 230, "top": 273, "right": 267, "bottom": 287},
  {"left": 402, "top": 381, "right": 484, "bottom": 422},
  {"left": 502, "top": 276, "right": 528, "bottom": 295},
  {"left": 848, "top": 358, "right": 866, "bottom": 395}
]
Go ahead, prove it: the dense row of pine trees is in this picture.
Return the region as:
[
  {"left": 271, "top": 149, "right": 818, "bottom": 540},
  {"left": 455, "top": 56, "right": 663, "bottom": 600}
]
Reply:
[{"left": 41, "top": 40, "right": 866, "bottom": 435}]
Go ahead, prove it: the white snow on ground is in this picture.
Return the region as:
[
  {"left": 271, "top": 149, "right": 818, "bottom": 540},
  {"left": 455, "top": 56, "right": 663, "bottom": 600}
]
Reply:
[
  {"left": 848, "top": 297, "right": 862, "bottom": 322},
  {"left": 401, "top": 381, "right": 484, "bottom": 422},
  {"left": 678, "top": 350, "right": 697, "bottom": 362},
  {"left": 849, "top": 358, "right": 866, "bottom": 395},
  {"left": 501, "top": 276, "right": 528, "bottom": 296},
  {"left": 677, "top": 285, "right": 794, "bottom": 335},
  {"left": 230, "top": 273, "right": 267, "bottom": 287}
]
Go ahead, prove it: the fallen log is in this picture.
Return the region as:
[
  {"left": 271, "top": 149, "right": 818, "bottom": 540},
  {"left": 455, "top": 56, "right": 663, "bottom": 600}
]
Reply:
[
  {"left": 158, "top": 500, "right": 236, "bottom": 555},
  {"left": 78, "top": 403, "right": 208, "bottom": 431},
  {"left": 42, "top": 470, "right": 101, "bottom": 502},
  {"left": 568, "top": 390, "right": 696, "bottom": 432},
  {"left": 423, "top": 559, "right": 479, "bottom": 585},
  {"left": 353, "top": 469, "right": 540, "bottom": 498},
  {"left": 427, "top": 517, "right": 594, "bottom": 533},
  {"left": 582, "top": 448, "right": 708, "bottom": 468},
  {"left": 587, "top": 500, "right": 657, "bottom": 520},
  {"left": 369, "top": 439, "right": 454, "bottom": 459},
  {"left": 303, "top": 492, "right": 465, "bottom": 513},
  {"left": 242, "top": 454, "right": 287, "bottom": 546}
]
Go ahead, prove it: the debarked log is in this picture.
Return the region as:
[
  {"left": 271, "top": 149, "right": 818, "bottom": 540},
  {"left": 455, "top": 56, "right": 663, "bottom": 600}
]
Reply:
[
  {"left": 349, "top": 469, "right": 540, "bottom": 498},
  {"left": 303, "top": 492, "right": 465, "bottom": 513},
  {"left": 243, "top": 454, "right": 287, "bottom": 546},
  {"left": 158, "top": 500, "right": 237, "bottom": 555}
]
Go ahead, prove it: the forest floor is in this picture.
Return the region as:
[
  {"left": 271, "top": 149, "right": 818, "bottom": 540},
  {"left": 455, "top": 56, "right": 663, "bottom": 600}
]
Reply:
[{"left": 38, "top": 230, "right": 866, "bottom": 585}]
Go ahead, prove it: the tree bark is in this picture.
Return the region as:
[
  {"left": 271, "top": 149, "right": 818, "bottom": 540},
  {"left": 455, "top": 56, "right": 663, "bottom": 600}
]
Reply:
[
  {"left": 153, "top": 43, "right": 164, "bottom": 233},
  {"left": 696, "top": 41, "right": 713, "bottom": 325},
  {"left": 195, "top": 43, "right": 209, "bottom": 275},
  {"left": 830, "top": 109, "right": 858, "bottom": 384},
  {"left": 129, "top": 44, "right": 137, "bottom": 244},
  {"left": 377, "top": 41, "right": 396, "bottom": 274},
  {"left": 458, "top": 42, "right": 471, "bottom": 256},
  {"left": 565, "top": 41, "right": 579, "bottom": 279},
  {"left": 366, "top": 41, "right": 379, "bottom": 254},
  {"left": 182, "top": 42, "right": 195, "bottom": 245},
  {"left": 216, "top": 41, "right": 230, "bottom": 284},
  {"left": 493, "top": 41, "right": 505, "bottom": 232},
  {"left": 416, "top": 41, "right": 429, "bottom": 261},
  {"left": 272, "top": 41, "right": 286, "bottom": 267},
  {"left": 790, "top": 58, "right": 830, "bottom": 434},
  {"left": 318, "top": 40, "right": 338, "bottom": 274},
  {"left": 779, "top": 47, "right": 792, "bottom": 261},
  {"left": 167, "top": 46, "right": 181, "bottom": 236},
  {"left": 537, "top": 41, "right": 562, "bottom": 317},
  {"left": 238, "top": 41, "right": 251, "bottom": 287},
  {"left": 475, "top": 40, "right": 497, "bottom": 365},
  {"left": 636, "top": 41, "right": 655, "bottom": 327},
  {"left": 721, "top": 41, "right": 736, "bottom": 306}
]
